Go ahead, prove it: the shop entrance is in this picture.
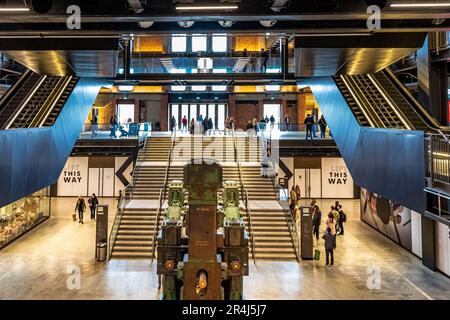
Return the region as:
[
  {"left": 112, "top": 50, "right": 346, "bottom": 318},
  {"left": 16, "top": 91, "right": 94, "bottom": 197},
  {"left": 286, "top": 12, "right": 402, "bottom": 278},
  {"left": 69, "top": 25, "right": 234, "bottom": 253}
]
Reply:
[{"left": 168, "top": 103, "right": 227, "bottom": 131}]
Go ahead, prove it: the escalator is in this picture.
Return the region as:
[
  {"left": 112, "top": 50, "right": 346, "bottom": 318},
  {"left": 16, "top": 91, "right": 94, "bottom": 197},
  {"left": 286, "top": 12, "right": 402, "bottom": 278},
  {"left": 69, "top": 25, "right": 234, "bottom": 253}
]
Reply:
[{"left": 0, "top": 70, "right": 42, "bottom": 129}]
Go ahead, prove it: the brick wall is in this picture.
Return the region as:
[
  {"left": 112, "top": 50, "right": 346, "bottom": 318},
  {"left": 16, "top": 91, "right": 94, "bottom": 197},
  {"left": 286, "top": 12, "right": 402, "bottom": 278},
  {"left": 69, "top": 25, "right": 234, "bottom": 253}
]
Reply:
[{"left": 234, "top": 102, "right": 259, "bottom": 129}]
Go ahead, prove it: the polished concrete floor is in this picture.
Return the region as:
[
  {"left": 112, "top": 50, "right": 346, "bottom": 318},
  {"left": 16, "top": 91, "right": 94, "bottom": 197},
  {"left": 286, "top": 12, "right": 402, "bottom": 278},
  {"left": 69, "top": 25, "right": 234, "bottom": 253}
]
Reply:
[{"left": 0, "top": 197, "right": 449, "bottom": 300}]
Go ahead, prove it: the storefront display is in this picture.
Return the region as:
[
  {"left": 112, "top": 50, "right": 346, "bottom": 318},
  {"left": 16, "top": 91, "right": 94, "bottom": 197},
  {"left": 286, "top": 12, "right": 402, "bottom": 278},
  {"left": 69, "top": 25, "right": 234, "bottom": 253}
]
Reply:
[{"left": 0, "top": 188, "right": 50, "bottom": 249}]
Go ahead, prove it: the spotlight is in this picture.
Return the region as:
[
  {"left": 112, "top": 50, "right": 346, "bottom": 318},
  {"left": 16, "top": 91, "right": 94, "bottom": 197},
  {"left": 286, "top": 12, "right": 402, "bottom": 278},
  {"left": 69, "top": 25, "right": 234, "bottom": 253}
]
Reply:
[
  {"left": 178, "top": 21, "right": 195, "bottom": 28},
  {"left": 260, "top": 20, "right": 277, "bottom": 27},
  {"left": 138, "top": 21, "right": 154, "bottom": 28},
  {"left": 218, "top": 20, "right": 235, "bottom": 28}
]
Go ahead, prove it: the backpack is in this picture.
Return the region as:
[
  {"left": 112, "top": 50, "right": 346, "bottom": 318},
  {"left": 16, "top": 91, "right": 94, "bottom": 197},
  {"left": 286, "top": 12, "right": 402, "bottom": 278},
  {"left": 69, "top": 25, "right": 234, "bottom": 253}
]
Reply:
[{"left": 341, "top": 212, "right": 347, "bottom": 223}]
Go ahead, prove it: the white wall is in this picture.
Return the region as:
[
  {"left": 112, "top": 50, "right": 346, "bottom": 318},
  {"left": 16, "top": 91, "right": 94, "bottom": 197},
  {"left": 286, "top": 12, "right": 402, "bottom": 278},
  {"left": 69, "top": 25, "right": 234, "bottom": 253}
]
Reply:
[
  {"left": 411, "top": 210, "right": 423, "bottom": 258},
  {"left": 435, "top": 221, "right": 450, "bottom": 276}
]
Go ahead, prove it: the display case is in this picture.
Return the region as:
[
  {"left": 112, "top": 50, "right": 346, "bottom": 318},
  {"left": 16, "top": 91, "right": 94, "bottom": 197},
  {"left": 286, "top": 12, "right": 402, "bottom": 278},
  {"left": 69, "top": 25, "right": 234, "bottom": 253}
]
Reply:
[{"left": 0, "top": 187, "right": 51, "bottom": 249}]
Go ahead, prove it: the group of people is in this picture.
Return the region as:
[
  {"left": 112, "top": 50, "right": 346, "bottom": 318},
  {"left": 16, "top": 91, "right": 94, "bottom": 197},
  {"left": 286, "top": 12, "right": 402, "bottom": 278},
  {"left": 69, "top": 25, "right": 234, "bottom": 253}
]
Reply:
[
  {"left": 109, "top": 115, "right": 130, "bottom": 138},
  {"left": 288, "top": 190, "right": 348, "bottom": 266},
  {"left": 242, "top": 48, "right": 270, "bottom": 73},
  {"left": 74, "top": 194, "right": 99, "bottom": 224},
  {"left": 304, "top": 114, "right": 328, "bottom": 140},
  {"left": 170, "top": 114, "right": 221, "bottom": 135},
  {"left": 224, "top": 116, "right": 235, "bottom": 135}
]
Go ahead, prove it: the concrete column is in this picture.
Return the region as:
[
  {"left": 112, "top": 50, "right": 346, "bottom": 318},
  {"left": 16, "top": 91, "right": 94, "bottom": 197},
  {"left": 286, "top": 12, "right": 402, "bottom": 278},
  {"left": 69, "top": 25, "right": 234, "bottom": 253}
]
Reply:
[
  {"left": 421, "top": 215, "right": 436, "bottom": 271},
  {"left": 160, "top": 94, "right": 168, "bottom": 131}
]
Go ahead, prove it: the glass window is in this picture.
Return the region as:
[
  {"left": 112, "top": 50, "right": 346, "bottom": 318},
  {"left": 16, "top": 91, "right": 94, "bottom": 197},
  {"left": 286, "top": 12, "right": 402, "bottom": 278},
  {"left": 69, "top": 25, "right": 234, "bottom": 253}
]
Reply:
[
  {"left": 213, "top": 68, "right": 227, "bottom": 73},
  {"left": 199, "top": 104, "right": 207, "bottom": 120},
  {"left": 192, "top": 85, "right": 207, "bottom": 92},
  {"left": 170, "top": 68, "right": 187, "bottom": 74},
  {"left": 212, "top": 34, "right": 227, "bottom": 52},
  {"left": 192, "top": 34, "right": 207, "bottom": 52},
  {"left": 170, "top": 104, "right": 179, "bottom": 128},
  {"left": 171, "top": 85, "right": 186, "bottom": 91},
  {"left": 212, "top": 85, "right": 227, "bottom": 91},
  {"left": 117, "top": 104, "right": 135, "bottom": 124},
  {"left": 171, "top": 34, "right": 187, "bottom": 52},
  {"left": 265, "top": 85, "right": 280, "bottom": 91},
  {"left": 197, "top": 58, "right": 213, "bottom": 70},
  {"left": 189, "top": 104, "right": 197, "bottom": 122},
  {"left": 266, "top": 68, "right": 281, "bottom": 73},
  {"left": 217, "top": 104, "right": 226, "bottom": 130},
  {"left": 208, "top": 104, "right": 216, "bottom": 123}
]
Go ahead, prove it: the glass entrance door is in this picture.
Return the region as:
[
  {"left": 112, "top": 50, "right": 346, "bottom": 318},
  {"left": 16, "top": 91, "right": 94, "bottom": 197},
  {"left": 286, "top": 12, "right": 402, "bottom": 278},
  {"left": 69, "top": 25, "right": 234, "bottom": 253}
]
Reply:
[{"left": 168, "top": 103, "right": 228, "bottom": 131}]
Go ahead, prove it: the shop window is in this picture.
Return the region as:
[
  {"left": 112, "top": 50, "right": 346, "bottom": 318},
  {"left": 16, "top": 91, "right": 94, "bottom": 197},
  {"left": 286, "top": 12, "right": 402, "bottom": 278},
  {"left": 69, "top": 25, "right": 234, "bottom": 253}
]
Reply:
[{"left": 192, "top": 34, "right": 207, "bottom": 52}]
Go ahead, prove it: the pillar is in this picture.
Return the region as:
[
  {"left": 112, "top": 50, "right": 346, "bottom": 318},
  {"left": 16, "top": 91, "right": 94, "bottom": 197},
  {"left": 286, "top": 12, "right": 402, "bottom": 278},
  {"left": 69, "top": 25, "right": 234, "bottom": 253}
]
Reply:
[
  {"left": 160, "top": 94, "right": 168, "bottom": 131},
  {"left": 421, "top": 215, "right": 436, "bottom": 271}
]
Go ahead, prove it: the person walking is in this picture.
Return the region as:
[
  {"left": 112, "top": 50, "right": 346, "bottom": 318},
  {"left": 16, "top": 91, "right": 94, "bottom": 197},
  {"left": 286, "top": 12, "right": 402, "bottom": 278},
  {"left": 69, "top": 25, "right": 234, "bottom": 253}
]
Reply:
[
  {"left": 332, "top": 204, "right": 340, "bottom": 234},
  {"left": 88, "top": 193, "right": 99, "bottom": 221},
  {"left": 312, "top": 205, "right": 322, "bottom": 241},
  {"left": 318, "top": 115, "right": 327, "bottom": 139},
  {"left": 190, "top": 118, "right": 196, "bottom": 135},
  {"left": 182, "top": 115, "right": 188, "bottom": 132},
  {"left": 252, "top": 117, "right": 258, "bottom": 134},
  {"left": 322, "top": 227, "right": 336, "bottom": 266},
  {"left": 224, "top": 116, "right": 230, "bottom": 135},
  {"left": 75, "top": 195, "right": 86, "bottom": 224},
  {"left": 304, "top": 114, "right": 314, "bottom": 140},
  {"left": 90, "top": 113, "right": 98, "bottom": 138},
  {"left": 170, "top": 115, "right": 176, "bottom": 132},
  {"left": 260, "top": 48, "right": 269, "bottom": 73},
  {"left": 337, "top": 204, "right": 347, "bottom": 236},
  {"left": 269, "top": 115, "right": 275, "bottom": 130},
  {"left": 229, "top": 117, "right": 235, "bottom": 132},
  {"left": 284, "top": 114, "right": 291, "bottom": 131},
  {"left": 207, "top": 117, "right": 213, "bottom": 135}
]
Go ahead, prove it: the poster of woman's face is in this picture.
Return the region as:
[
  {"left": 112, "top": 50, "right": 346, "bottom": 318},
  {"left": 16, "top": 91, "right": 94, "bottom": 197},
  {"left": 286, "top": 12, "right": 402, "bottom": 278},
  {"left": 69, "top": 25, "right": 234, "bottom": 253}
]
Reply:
[{"left": 361, "top": 188, "right": 412, "bottom": 251}]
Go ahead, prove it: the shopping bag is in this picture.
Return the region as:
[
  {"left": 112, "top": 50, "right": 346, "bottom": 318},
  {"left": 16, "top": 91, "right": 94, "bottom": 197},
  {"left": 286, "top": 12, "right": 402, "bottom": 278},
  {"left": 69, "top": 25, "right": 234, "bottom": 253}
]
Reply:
[
  {"left": 314, "top": 249, "right": 321, "bottom": 260},
  {"left": 72, "top": 213, "right": 77, "bottom": 221}
]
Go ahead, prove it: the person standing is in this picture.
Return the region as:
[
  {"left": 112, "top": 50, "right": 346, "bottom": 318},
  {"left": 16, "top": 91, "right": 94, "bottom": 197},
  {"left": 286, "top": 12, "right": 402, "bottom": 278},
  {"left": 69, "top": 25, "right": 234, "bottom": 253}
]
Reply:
[
  {"left": 224, "top": 116, "right": 230, "bottom": 135},
  {"left": 295, "top": 185, "right": 301, "bottom": 206},
  {"left": 318, "top": 115, "right": 327, "bottom": 139},
  {"left": 269, "top": 115, "right": 275, "bottom": 129},
  {"left": 312, "top": 205, "right": 322, "bottom": 241},
  {"left": 207, "top": 117, "right": 213, "bottom": 135},
  {"left": 110, "top": 115, "right": 118, "bottom": 138},
  {"left": 90, "top": 113, "right": 98, "bottom": 138},
  {"left": 260, "top": 48, "right": 269, "bottom": 73},
  {"left": 337, "top": 204, "right": 346, "bottom": 236},
  {"left": 284, "top": 114, "right": 291, "bottom": 131},
  {"left": 242, "top": 48, "right": 248, "bottom": 73},
  {"left": 182, "top": 115, "right": 188, "bottom": 132},
  {"left": 326, "top": 209, "right": 337, "bottom": 235},
  {"left": 333, "top": 203, "right": 340, "bottom": 234},
  {"left": 289, "top": 186, "right": 297, "bottom": 212},
  {"left": 88, "top": 193, "right": 99, "bottom": 221},
  {"left": 252, "top": 117, "right": 258, "bottom": 134},
  {"left": 170, "top": 115, "right": 176, "bottom": 132},
  {"left": 75, "top": 195, "right": 86, "bottom": 224},
  {"left": 190, "top": 118, "right": 196, "bottom": 135},
  {"left": 304, "top": 114, "right": 314, "bottom": 140},
  {"left": 322, "top": 227, "right": 336, "bottom": 266},
  {"left": 117, "top": 190, "right": 123, "bottom": 210},
  {"left": 229, "top": 117, "right": 235, "bottom": 131}
]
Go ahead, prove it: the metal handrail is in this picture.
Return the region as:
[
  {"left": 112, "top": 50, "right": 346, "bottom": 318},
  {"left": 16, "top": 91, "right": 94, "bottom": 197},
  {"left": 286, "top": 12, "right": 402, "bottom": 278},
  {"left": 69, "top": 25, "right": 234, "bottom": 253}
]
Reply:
[
  {"left": 150, "top": 130, "right": 177, "bottom": 264},
  {"left": 273, "top": 182, "right": 301, "bottom": 263},
  {"left": 231, "top": 128, "right": 256, "bottom": 262},
  {"left": 108, "top": 185, "right": 131, "bottom": 259}
]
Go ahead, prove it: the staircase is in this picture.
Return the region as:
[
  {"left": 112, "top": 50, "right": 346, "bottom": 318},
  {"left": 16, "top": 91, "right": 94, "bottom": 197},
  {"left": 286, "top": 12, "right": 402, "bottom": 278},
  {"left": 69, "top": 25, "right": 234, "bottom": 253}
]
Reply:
[{"left": 110, "top": 136, "right": 173, "bottom": 259}]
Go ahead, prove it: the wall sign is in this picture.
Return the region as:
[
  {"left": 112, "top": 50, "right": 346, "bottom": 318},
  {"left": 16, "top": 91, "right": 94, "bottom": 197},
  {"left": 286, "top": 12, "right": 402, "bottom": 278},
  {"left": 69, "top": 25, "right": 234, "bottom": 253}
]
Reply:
[
  {"left": 321, "top": 158, "right": 354, "bottom": 198},
  {"left": 57, "top": 157, "right": 88, "bottom": 196}
]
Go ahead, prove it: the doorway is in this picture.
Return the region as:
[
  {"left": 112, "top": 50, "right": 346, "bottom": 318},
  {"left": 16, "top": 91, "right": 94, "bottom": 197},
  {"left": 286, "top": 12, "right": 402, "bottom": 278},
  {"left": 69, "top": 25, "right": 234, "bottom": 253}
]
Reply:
[
  {"left": 169, "top": 103, "right": 227, "bottom": 130},
  {"left": 263, "top": 103, "right": 281, "bottom": 123},
  {"left": 117, "top": 104, "right": 135, "bottom": 124}
]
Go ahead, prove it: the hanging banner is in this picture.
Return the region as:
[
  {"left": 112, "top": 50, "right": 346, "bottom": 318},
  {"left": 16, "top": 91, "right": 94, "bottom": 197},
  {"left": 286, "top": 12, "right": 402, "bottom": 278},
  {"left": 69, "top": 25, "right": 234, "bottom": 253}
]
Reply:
[
  {"left": 321, "top": 157, "right": 354, "bottom": 198},
  {"left": 57, "top": 157, "right": 89, "bottom": 196}
]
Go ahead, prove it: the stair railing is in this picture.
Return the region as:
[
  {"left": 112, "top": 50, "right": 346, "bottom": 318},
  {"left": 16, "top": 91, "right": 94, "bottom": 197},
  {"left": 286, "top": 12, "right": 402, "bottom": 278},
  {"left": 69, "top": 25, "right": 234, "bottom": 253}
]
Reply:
[
  {"left": 273, "top": 180, "right": 301, "bottom": 263},
  {"left": 150, "top": 130, "right": 177, "bottom": 264},
  {"left": 231, "top": 127, "right": 256, "bottom": 263}
]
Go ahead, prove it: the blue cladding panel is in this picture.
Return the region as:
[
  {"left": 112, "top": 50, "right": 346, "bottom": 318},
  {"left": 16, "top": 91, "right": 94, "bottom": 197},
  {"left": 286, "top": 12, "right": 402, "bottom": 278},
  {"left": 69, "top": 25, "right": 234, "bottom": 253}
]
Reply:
[
  {"left": 306, "top": 77, "right": 425, "bottom": 213},
  {"left": 0, "top": 78, "right": 107, "bottom": 208}
]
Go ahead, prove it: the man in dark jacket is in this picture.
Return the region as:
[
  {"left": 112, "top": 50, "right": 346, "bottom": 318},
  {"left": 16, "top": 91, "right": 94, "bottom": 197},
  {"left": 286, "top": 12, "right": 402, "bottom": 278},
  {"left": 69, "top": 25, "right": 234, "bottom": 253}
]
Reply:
[
  {"left": 322, "top": 227, "right": 336, "bottom": 266},
  {"left": 337, "top": 204, "right": 346, "bottom": 236},
  {"left": 304, "top": 114, "right": 314, "bottom": 140},
  {"left": 312, "top": 205, "right": 322, "bottom": 240}
]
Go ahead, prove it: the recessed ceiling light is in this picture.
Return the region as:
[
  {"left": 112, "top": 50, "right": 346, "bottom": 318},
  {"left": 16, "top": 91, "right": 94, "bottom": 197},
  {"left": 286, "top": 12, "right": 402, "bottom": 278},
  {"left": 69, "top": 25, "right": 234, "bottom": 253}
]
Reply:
[
  {"left": 391, "top": 2, "right": 450, "bottom": 7},
  {"left": 0, "top": 7, "right": 29, "bottom": 11},
  {"left": 175, "top": 6, "right": 238, "bottom": 10}
]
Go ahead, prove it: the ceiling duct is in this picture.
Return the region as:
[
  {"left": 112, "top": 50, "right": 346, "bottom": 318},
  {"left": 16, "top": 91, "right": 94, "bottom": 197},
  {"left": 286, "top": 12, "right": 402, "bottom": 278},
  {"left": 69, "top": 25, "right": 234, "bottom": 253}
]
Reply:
[{"left": 127, "top": 0, "right": 147, "bottom": 13}]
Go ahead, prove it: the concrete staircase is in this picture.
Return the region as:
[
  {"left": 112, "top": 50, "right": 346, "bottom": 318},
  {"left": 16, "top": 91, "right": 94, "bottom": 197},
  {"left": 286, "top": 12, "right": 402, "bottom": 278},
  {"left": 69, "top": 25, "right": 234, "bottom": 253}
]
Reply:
[{"left": 110, "top": 136, "right": 172, "bottom": 259}]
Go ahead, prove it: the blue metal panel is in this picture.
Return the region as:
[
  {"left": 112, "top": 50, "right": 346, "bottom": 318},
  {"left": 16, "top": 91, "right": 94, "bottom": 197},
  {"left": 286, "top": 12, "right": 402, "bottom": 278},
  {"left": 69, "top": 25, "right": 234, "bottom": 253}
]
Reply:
[
  {"left": 0, "top": 78, "right": 107, "bottom": 208},
  {"left": 305, "top": 77, "right": 425, "bottom": 213}
]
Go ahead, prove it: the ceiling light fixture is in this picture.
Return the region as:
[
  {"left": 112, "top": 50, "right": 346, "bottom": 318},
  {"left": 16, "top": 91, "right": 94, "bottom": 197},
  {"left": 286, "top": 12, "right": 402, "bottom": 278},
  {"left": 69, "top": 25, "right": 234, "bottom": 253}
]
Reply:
[
  {"left": 175, "top": 5, "right": 238, "bottom": 10},
  {"left": 391, "top": 2, "right": 450, "bottom": 7},
  {"left": 0, "top": 7, "right": 29, "bottom": 11}
]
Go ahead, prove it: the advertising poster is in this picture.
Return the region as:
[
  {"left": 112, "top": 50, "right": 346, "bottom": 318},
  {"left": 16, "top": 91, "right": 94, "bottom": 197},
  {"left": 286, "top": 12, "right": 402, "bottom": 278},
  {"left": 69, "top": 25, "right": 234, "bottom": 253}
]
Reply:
[{"left": 360, "top": 188, "right": 412, "bottom": 251}]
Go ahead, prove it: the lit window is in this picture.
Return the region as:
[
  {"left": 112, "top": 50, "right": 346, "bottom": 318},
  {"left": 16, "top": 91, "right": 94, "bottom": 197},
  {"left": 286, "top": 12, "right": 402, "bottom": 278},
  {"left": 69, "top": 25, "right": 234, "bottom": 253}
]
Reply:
[
  {"left": 213, "top": 68, "right": 227, "bottom": 73},
  {"left": 192, "top": 34, "right": 207, "bottom": 52},
  {"left": 197, "top": 58, "right": 213, "bottom": 70},
  {"left": 118, "top": 85, "right": 134, "bottom": 92},
  {"left": 171, "top": 34, "right": 187, "bottom": 52},
  {"left": 212, "top": 34, "right": 227, "bottom": 52},
  {"left": 191, "top": 68, "right": 198, "bottom": 73},
  {"left": 192, "top": 85, "right": 207, "bottom": 91},
  {"left": 212, "top": 85, "right": 227, "bottom": 91},
  {"left": 170, "top": 68, "right": 187, "bottom": 74},
  {"left": 265, "top": 85, "right": 280, "bottom": 91},
  {"left": 266, "top": 68, "right": 280, "bottom": 74},
  {"left": 171, "top": 85, "right": 186, "bottom": 91}
]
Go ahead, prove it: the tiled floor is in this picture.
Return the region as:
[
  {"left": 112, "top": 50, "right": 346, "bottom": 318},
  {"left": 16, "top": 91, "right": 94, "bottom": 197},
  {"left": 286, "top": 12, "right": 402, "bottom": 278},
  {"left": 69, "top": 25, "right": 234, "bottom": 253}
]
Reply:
[{"left": 0, "top": 197, "right": 449, "bottom": 300}]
